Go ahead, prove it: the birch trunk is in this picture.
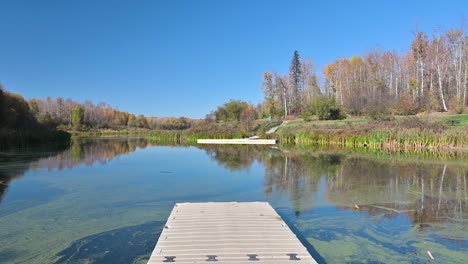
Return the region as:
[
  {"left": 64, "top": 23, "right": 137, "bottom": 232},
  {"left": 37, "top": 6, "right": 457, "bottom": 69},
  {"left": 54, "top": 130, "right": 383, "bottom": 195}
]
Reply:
[
  {"left": 421, "top": 61, "right": 425, "bottom": 94},
  {"left": 464, "top": 59, "right": 467, "bottom": 106},
  {"left": 437, "top": 64, "right": 448, "bottom": 111}
]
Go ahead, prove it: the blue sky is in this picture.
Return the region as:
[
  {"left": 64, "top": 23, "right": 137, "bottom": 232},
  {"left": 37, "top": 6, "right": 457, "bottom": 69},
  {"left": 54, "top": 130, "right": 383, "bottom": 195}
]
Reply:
[{"left": 0, "top": 0, "right": 466, "bottom": 118}]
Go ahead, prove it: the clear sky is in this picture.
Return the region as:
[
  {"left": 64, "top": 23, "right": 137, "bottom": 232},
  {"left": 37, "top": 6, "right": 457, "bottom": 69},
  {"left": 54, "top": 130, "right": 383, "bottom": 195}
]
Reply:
[{"left": 0, "top": 0, "right": 466, "bottom": 118}]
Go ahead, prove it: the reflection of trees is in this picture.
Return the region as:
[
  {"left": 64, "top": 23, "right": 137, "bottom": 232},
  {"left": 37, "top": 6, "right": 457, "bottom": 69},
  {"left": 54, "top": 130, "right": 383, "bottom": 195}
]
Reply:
[
  {"left": 30, "top": 137, "right": 149, "bottom": 171},
  {"left": 199, "top": 145, "right": 270, "bottom": 172},
  {"left": 330, "top": 157, "right": 467, "bottom": 225},
  {"left": 263, "top": 149, "right": 468, "bottom": 225},
  {"left": 3, "top": 140, "right": 467, "bottom": 228},
  {"left": 0, "top": 147, "right": 67, "bottom": 202},
  {"left": 0, "top": 137, "right": 151, "bottom": 202},
  {"left": 413, "top": 165, "right": 467, "bottom": 225},
  {"left": 263, "top": 151, "right": 344, "bottom": 212}
]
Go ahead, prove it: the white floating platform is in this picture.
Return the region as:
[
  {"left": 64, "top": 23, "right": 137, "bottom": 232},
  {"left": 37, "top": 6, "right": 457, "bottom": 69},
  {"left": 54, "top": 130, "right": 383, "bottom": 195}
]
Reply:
[
  {"left": 148, "top": 202, "right": 316, "bottom": 264},
  {"left": 197, "top": 139, "right": 277, "bottom": 145}
]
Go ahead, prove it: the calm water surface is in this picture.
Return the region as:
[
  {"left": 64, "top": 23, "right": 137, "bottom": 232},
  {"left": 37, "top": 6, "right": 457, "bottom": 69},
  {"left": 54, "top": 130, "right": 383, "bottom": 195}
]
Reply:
[{"left": 0, "top": 137, "right": 467, "bottom": 264}]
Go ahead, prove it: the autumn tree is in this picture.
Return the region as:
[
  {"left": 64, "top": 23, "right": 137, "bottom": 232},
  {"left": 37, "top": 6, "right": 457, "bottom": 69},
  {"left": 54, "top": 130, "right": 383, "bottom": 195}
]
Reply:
[
  {"left": 0, "top": 86, "right": 37, "bottom": 129},
  {"left": 411, "top": 31, "right": 429, "bottom": 96},
  {"left": 262, "top": 71, "right": 277, "bottom": 117},
  {"left": 302, "top": 59, "right": 321, "bottom": 101},
  {"left": 214, "top": 100, "right": 252, "bottom": 122},
  {"left": 136, "top": 115, "right": 149, "bottom": 128},
  {"left": 161, "top": 117, "right": 191, "bottom": 130},
  {"left": 432, "top": 33, "right": 449, "bottom": 111},
  {"left": 240, "top": 104, "right": 256, "bottom": 131}
]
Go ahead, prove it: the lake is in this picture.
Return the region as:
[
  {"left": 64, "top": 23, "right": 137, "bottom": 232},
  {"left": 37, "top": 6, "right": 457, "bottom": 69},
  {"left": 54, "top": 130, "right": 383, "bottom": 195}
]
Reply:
[{"left": 0, "top": 137, "right": 466, "bottom": 264}]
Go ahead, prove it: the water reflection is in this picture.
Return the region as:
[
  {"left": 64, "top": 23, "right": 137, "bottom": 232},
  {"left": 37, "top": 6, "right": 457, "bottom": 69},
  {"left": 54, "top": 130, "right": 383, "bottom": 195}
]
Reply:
[
  {"left": 205, "top": 146, "right": 468, "bottom": 262},
  {"left": 0, "top": 137, "right": 154, "bottom": 201},
  {"left": 199, "top": 144, "right": 267, "bottom": 171},
  {"left": 200, "top": 145, "right": 468, "bottom": 228},
  {"left": 0, "top": 139, "right": 467, "bottom": 263},
  {"left": 33, "top": 137, "right": 150, "bottom": 171},
  {"left": 6, "top": 139, "right": 466, "bottom": 229},
  {"left": 0, "top": 147, "right": 67, "bottom": 202}
]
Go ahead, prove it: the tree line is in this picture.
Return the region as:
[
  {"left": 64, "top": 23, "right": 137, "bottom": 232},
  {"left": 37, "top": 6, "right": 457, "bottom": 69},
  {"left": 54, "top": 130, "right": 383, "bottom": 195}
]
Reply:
[
  {"left": 1, "top": 84, "right": 196, "bottom": 132},
  {"left": 28, "top": 96, "right": 151, "bottom": 130},
  {"left": 260, "top": 24, "right": 468, "bottom": 119}
]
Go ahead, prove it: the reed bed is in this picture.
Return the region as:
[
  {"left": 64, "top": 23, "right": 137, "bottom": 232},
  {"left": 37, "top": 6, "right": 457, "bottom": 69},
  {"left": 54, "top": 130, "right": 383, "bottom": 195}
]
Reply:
[{"left": 278, "top": 128, "right": 468, "bottom": 151}]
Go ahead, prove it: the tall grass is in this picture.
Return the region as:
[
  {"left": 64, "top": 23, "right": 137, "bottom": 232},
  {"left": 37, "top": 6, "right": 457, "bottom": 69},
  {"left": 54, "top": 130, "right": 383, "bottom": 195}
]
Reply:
[
  {"left": 278, "top": 128, "right": 468, "bottom": 151},
  {"left": 70, "top": 130, "right": 149, "bottom": 137},
  {"left": 147, "top": 130, "right": 248, "bottom": 144},
  {"left": 277, "top": 116, "right": 468, "bottom": 152}
]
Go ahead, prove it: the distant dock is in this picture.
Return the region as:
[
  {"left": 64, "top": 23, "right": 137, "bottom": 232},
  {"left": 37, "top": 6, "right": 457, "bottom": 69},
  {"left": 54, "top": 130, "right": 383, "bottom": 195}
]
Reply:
[
  {"left": 197, "top": 138, "right": 277, "bottom": 145},
  {"left": 148, "top": 202, "right": 316, "bottom": 263}
]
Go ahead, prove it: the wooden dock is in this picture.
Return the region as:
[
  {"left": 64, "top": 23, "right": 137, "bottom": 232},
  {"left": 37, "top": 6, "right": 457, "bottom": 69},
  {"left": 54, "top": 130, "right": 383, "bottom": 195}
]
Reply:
[
  {"left": 197, "top": 139, "right": 277, "bottom": 145},
  {"left": 148, "top": 202, "right": 316, "bottom": 263}
]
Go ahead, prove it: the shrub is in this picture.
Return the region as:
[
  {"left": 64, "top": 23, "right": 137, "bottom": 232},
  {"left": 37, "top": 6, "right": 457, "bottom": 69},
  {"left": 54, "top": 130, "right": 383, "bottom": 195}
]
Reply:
[
  {"left": 393, "top": 95, "right": 418, "bottom": 115},
  {"left": 161, "top": 117, "right": 191, "bottom": 130},
  {"left": 308, "top": 96, "right": 346, "bottom": 120},
  {"left": 447, "top": 98, "right": 465, "bottom": 114},
  {"left": 364, "top": 100, "right": 396, "bottom": 121},
  {"left": 455, "top": 107, "right": 465, "bottom": 114}
]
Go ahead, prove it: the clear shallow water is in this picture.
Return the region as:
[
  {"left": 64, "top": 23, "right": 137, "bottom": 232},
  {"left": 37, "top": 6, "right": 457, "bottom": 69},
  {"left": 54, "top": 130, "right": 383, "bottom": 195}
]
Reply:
[{"left": 0, "top": 137, "right": 467, "bottom": 264}]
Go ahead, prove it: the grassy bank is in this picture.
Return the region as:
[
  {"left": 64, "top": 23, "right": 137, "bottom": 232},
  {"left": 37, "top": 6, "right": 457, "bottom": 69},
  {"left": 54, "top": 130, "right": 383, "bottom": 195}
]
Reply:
[
  {"left": 0, "top": 129, "right": 71, "bottom": 150},
  {"left": 145, "top": 114, "right": 468, "bottom": 152},
  {"left": 146, "top": 119, "right": 271, "bottom": 144},
  {"left": 277, "top": 114, "right": 468, "bottom": 151}
]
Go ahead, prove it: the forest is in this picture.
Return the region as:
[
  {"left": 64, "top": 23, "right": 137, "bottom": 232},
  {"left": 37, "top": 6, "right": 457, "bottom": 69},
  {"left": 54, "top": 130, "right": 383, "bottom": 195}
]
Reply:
[
  {"left": 1, "top": 85, "right": 193, "bottom": 132},
  {"left": 260, "top": 26, "right": 468, "bottom": 119}
]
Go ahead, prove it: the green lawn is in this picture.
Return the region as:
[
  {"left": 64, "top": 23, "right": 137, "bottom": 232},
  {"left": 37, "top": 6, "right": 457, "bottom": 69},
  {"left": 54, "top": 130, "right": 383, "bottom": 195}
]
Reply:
[
  {"left": 443, "top": 114, "right": 468, "bottom": 126},
  {"left": 416, "top": 113, "right": 468, "bottom": 130}
]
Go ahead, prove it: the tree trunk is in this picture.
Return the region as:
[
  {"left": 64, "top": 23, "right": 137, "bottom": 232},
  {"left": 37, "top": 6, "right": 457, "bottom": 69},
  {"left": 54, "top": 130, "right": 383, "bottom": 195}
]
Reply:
[
  {"left": 457, "top": 43, "right": 463, "bottom": 101},
  {"left": 283, "top": 88, "right": 288, "bottom": 118},
  {"left": 395, "top": 76, "right": 399, "bottom": 98},
  {"left": 421, "top": 177, "right": 425, "bottom": 211},
  {"left": 421, "top": 61, "right": 425, "bottom": 94},
  {"left": 464, "top": 59, "right": 467, "bottom": 106},
  {"left": 283, "top": 156, "right": 288, "bottom": 181},
  {"left": 438, "top": 165, "right": 446, "bottom": 210},
  {"left": 437, "top": 65, "right": 448, "bottom": 111},
  {"left": 430, "top": 71, "right": 433, "bottom": 92}
]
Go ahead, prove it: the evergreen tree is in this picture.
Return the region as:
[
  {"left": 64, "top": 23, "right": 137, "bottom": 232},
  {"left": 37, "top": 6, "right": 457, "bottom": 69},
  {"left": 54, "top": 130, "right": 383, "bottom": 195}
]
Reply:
[{"left": 289, "top": 50, "right": 303, "bottom": 113}]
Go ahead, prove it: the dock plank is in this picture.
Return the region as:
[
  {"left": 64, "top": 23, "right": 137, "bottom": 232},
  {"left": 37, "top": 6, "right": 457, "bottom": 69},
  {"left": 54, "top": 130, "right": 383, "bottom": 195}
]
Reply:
[
  {"left": 148, "top": 202, "right": 317, "bottom": 264},
  {"left": 197, "top": 139, "right": 276, "bottom": 145}
]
